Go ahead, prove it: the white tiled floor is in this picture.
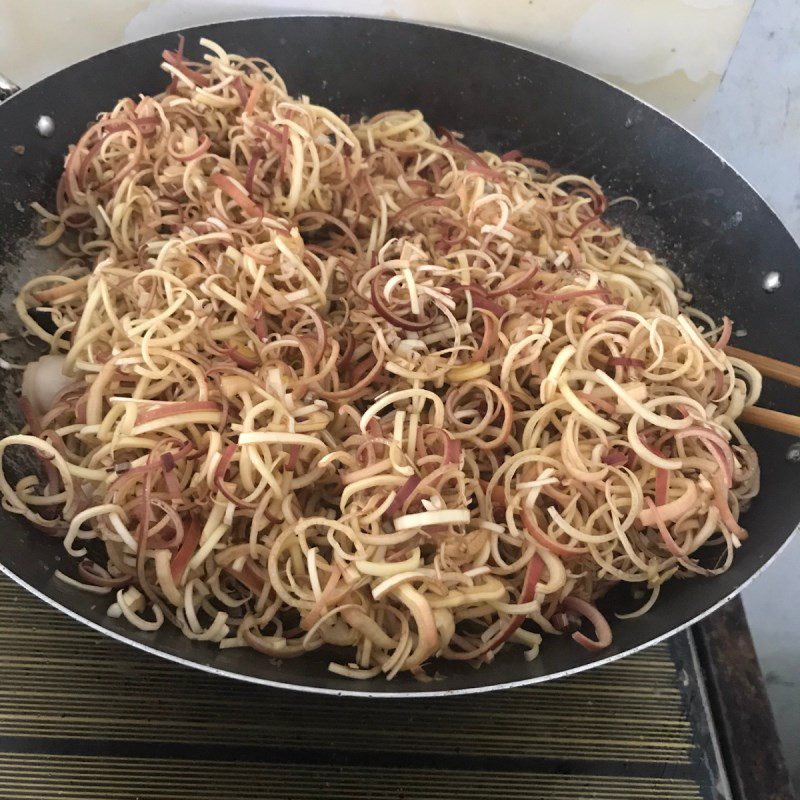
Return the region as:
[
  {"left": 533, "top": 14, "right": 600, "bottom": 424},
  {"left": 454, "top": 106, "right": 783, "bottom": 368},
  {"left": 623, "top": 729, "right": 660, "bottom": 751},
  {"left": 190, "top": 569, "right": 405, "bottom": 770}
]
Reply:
[{"left": 693, "top": 0, "right": 800, "bottom": 786}]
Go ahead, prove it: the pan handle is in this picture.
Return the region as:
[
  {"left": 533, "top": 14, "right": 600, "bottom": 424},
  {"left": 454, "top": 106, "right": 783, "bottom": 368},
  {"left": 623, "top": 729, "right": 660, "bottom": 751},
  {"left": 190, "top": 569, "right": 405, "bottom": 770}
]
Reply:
[{"left": 0, "top": 72, "right": 20, "bottom": 103}]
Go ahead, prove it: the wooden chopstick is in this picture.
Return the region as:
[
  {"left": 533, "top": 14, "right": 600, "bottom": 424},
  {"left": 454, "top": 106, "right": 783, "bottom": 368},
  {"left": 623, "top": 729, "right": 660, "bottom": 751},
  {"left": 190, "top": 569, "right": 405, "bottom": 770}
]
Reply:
[
  {"left": 739, "top": 406, "right": 800, "bottom": 438},
  {"left": 725, "top": 345, "right": 800, "bottom": 389},
  {"left": 723, "top": 345, "right": 800, "bottom": 435}
]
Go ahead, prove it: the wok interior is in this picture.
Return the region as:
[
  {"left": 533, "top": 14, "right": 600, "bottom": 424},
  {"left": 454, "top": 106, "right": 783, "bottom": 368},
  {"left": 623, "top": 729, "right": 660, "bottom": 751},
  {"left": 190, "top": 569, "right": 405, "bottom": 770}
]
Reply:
[{"left": 0, "top": 17, "right": 797, "bottom": 694}]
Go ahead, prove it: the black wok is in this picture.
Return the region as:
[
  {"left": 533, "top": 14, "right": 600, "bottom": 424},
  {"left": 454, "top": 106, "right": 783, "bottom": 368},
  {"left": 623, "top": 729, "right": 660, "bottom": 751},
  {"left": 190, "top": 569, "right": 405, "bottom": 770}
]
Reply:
[{"left": 0, "top": 16, "right": 797, "bottom": 697}]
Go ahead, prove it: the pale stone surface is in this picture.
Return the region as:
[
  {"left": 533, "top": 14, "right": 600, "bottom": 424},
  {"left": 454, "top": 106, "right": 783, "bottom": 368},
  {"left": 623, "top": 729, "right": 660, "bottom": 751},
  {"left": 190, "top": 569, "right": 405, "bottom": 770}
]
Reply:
[{"left": 2, "top": 0, "right": 752, "bottom": 126}]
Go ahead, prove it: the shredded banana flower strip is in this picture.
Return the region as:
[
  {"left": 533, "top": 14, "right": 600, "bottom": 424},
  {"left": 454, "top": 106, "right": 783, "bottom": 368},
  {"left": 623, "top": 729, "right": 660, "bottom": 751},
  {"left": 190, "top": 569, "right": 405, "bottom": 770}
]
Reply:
[{"left": 0, "top": 38, "right": 761, "bottom": 679}]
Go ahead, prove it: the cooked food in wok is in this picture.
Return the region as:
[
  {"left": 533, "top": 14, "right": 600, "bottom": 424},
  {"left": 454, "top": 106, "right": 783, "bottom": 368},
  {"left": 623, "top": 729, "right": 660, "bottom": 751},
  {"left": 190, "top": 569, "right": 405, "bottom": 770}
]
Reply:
[{"left": 0, "top": 39, "right": 761, "bottom": 680}]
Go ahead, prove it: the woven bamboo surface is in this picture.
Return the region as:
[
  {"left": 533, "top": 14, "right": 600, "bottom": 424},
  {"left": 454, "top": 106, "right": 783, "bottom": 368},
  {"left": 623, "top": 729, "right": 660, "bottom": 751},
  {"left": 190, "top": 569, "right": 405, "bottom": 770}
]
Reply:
[{"left": 0, "top": 577, "right": 721, "bottom": 799}]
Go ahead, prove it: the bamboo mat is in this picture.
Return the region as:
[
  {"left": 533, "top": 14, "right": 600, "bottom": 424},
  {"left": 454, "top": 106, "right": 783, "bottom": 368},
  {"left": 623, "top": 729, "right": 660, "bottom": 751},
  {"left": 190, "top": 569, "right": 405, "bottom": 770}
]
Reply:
[{"left": 0, "top": 576, "right": 723, "bottom": 800}]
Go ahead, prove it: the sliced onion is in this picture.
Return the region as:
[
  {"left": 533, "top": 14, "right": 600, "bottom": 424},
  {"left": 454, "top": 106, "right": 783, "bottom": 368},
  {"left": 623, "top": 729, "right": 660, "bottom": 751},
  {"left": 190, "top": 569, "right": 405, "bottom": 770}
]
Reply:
[
  {"left": 675, "top": 426, "right": 734, "bottom": 487},
  {"left": 231, "top": 76, "right": 248, "bottom": 106},
  {"left": 393, "top": 509, "right": 470, "bottom": 531},
  {"left": 21, "top": 354, "right": 71, "bottom": 415},
  {"left": 522, "top": 509, "right": 585, "bottom": 558},
  {"left": 711, "top": 469, "right": 748, "bottom": 540},
  {"left": 644, "top": 497, "right": 686, "bottom": 558},
  {"left": 244, "top": 147, "right": 265, "bottom": 193},
  {"left": 607, "top": 356, "right": 646, "bottom": 368},
  {"left": 161, "top": 452, "right": 182, "bottom": 501},
  {"left": 105, "top": 116, "right": 160, "bottom": 134},
  {"left": 383, "top": 475, "right": 421, "bottom": 519},
  {"left": 472, "top": 293, "right": 507, "bottom": 318},
  {"left": 436, "top": 127, "right": 504, "bottom": 182},
  {"left": 210, "top": 172, "right": 263, "bottom": 218},
  {"left": 136, "top": 401, "right": 220, "bottom": 426},
  {"left": 601, "top": 449, "right": 627, "bottom": 467},
  {"left": 224, "top": 560, "right": 265, "bottom": 595},
  {"left": 485, "top": 268, "right": 538, "bottom": 298},
  {"left": 655, "top": 467, "right": 669, "bottom": 507},
  {"left": 225, "top": 344, "right": 260, "bottom": 369},
  {"left": 213, "top": 442, "right": 256, "bottom": 508},
  {"left": 570, "top": 213, "right": 602, "bottom": 240},
  {"left": 170, "top": 516, "right": 202, "bottom": 583},
  {"left": 561, "top": 596, "right": 612, "bottom": 651},
  {"left": 446, "top": 283, "right": 506, "bottom": 318},
  {"left": 532, "top": 288, "right": 608, "bottom": 304},
  {"left": 170, "top": 134, "right": 211, "bottom": 163},
  {"left": 369, "top": 270, "right": 432, "bottom": 331},
  {"left": 639, "top": 481, "right": 697, "bottom": 527},
  {"left": 443, "top": 439, "right": 462, "bottom": 465},
  {"left": 162, "top": 44, "right": 210, "bottom": 87},
  {"left": 286, "top": 444, "right": 301, "bottom": 472},
  {"left": 491, "top": 554, "right": 544, "bottom": 650},
  {"left": 77, "top": 559, "right": 132, "bottom": 589},
  {"left": 390, "top": 195, "right": 448, "bottom": 225},
  {"left": 714, "top": 316, "right": 732, "bottom": 350}
]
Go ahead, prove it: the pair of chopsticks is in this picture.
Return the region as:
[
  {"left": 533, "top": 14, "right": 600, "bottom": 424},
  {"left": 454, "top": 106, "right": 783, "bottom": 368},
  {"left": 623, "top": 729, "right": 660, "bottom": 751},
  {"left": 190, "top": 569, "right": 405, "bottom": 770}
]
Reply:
[{"left": 725, "top": 345, "right": 800, "bottom": 437}]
